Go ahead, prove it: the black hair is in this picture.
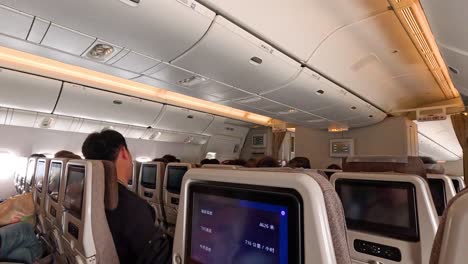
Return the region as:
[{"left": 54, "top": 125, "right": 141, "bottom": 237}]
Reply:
[
  {"left": 30, "top": 153, "right": 46, "bottom": 158},
  {"left": 256, "top": 156, "right": 279, "bottom": 168},
  {"left": 288, "top": 157, "right": 311, "bottom": 169},
  {"left": 82, "top": 130, "right": 128, "bottom": 161},
  {"left": 153, "top": 158, "right": 168, "bottom": 163},
  {"left": 209, "top": 159, "right": 221, "bottom": 165},
  {"left": 162, "top": 154, "right": 178, "bottom": 163},
  {"left": 55, "top": 150, "right": 81, "bottom": 159},
  {"left": 200, "top": 159, "right": 210, "bottom": 165}
]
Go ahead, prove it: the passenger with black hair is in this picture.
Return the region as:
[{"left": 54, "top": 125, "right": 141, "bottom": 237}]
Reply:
[
  {"left": 82, "top": 130, "right": 171, "bottom": 264},
  {"left": 288, "top": 157, "right": 311, "bottom": 169},
  {"left": 209, "top": 159, "right": 220, "bottom": 165},
  {"left": 162, "top": 155, "right": 177, "bottom": 163},
  {"left": 256, "top": 156, "right": 279, "bottom": 168},
  {"left": 153, "top": 158, "right": 168, "bottom": 164},
  {"left": 200, "top": 159, "right": 210, "bottom": 165},
  {"left": 54, "top": 150, "right": 81, "bottom": 159}
]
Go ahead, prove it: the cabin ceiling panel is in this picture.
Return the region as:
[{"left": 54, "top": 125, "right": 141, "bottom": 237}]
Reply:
[
  {"left": 200, "top": 0, "right": 389, "bottom": 62},
  {"left": 154, "top": 105, "right": 215, "bottom": 134},
  {"left": 111, "top": 51, "right": 161, "bottom": 74},
  {"left": 416, "top": 119, "right": 462, "bottom": 158},
  {"left": 308, "top": 11, "right": 442, "bottom": 112},
  {"left": 0, "top": 4, "right": 33, "bottom": 40},
  {"left": 54, "top": 83, "right": 164, "bottom": 127},
  {"left": 418, "top": 132, "right": 460, "bottom": 161},
  {"left": 173, "top": 16, "right": 301, "bottom": 95},
  {"left": 41, "top": 24, "right": 96, "bottom": 56},
  {"left": 421, "top": 0, "right": 468, "bottom": 96},
  {"left": 0, "top": 68, "right": 62, "bottom": 113},
  {"left": 0, "top": 0, "right": 215, "bottom": 61}
]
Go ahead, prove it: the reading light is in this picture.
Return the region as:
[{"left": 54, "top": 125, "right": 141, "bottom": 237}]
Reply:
[
  {"left": 177, "top": 75, "right": 208, "bottom": 87},
  {"left": 0, "top": 46, "right": 273, "bottom": 126},
  {"left": 389, "top": 0, "right": 459, "bottom": 99},
  {"left": 136, "top": 156, "right": 151, "bottom": 163}
]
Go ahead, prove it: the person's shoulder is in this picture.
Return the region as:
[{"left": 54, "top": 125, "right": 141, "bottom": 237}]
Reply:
[{"left": 117, "top": 184, "right": 151, "bottom": 211}]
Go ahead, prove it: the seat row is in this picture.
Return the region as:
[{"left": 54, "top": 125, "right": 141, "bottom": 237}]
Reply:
[{"left": 26, "top": 155, "right": 468, "bottom": 264}]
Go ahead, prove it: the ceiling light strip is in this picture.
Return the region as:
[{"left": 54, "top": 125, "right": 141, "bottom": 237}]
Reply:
[
  {"left": 389, "top": 0, "right": 459, "bottom": 99},
  {"left": 0, "top": 46, "right": 273, "bottom": 126}
]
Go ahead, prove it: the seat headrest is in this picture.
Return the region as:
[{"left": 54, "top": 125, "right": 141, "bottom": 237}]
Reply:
[
  {"left": 424, "top": 163, "right": 445, "bottom": 174},
  {"left": 102, "top": 160, "right": 119, "bottom": 210},
  {"left": 342, "top": 156, "right": 427, "bottom": 179}
]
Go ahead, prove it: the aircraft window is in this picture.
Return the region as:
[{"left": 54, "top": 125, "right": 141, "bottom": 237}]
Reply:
[
  {"left": 452, "top": 179, "right": 460, "bottom": 193},
  {"left": 141, "top": 164, "right": 157, "bottom": 189},
  {"left": 428, "top": 179, "right": 447, "bottom": 216},
  {"left": 186, "top": 183, "right": 301, "bottom": 264},
  {"left": 0, "top": 152, "right": 24, "bottom": 180},
  {"left": 64, "top": 165, "right": 85, "bottom": 219},
  {"left": 35, "top": 160, "right": 46, "bottom": 193},
  {"left": 167, "top": 166, "right": 188, "bottom": 194},
  {"left": 336, "top": 179, "right": 419, "bottom": 242},
  {"left": 48, "top": 162, "right": 62, "bottom": 202}
]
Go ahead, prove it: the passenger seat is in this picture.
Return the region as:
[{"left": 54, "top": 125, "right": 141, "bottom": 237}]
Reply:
[
  {"left": 430, "top": 188, "right": 468, "bottom": 264},
  {"left": 332, "top": 156, "right": 438, "bottom": 264},
  {"left": 61, "top": 160, "right": 119, "bottom": 264},
  {"left": 172, "top": 168, "right": 352, "bottom": 263}
]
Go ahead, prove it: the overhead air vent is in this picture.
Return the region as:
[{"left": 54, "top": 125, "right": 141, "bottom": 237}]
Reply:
[
  {"left": 177, "top": 75, "right": 208, "bottom": 87},
  {"left": 249, "top": 56, "right": 263, "bottom": 66},
  {"left": 87, "top": 44, "right": 115, "bottom": 61},
  {"left": 149, "top": 131, "right": 162, "bottom": 140},
  {"left": 39, "top": 117, "right": 55, "bottom": 129}
]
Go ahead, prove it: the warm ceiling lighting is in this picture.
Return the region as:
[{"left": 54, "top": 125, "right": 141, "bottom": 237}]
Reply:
[
  {"left": 388, "top": 0, "right": 459, "bottom": 99},
  {"left": 0, "top": 46, "right": 273, "bottom": 126}
]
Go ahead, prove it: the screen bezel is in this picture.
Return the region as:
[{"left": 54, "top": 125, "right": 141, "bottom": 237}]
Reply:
[
  {"left": 35, "top": 160, "right": 46, "bottom": 193},
  {"left": 428, "top": 178, "right": 447, "bottom": 216},
  {"left": 335, "top": 179, "right": 420, "bottom": 242},
  {"left": 64, "top": 165, "right": 86, "bottom": 219},
  {"left": 185, "top": 182, "right": 303, "bottom": 264},
  {"left": 452, "top": 179, "right": 460, "bottom": 193},
  {"left": 140, "top": 164, "right": 157, "bottom": 189},
  {"left": 167, "top": 166, "right": 189, "bottom": 194},
  {"left": 48, "top": 162, "right": 63, "bottom": 202}
]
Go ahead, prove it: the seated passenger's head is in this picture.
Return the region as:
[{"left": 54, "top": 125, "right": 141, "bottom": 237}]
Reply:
[
  {"left": 82, "top": 129, "right": 132, "bottom": 184},
  {"left": 162, "top": 154, "right": 177, "bottom": 163},
  {"left": 30, "top": 153, "right": 46, "bottom": 158},
  {"left": 246, "top": 158, "right": 257, "bottom": 168},
  {"left": 288, "top": 157, "right": 311, "bottom": 169},
  {"left": 256, "top": 156, "right": 279, "bottom": 168},
  {"left": 200, "top": 159, "right": 210, "bottom": 165},
  {"left": 208, "top": 159, "right": 220, "bottom": 165},
  {"left": 55, "top": 150, "right": 82, "bottom": 159},
  {"left": 153, "top": 158, "right": 168, "bottom": 164},
  {"left": 325, "top": 164, "right": 342, "bottom": 178}
]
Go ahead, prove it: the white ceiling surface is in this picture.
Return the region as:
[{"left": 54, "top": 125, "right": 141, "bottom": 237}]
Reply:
[
  {"left": 420, "top": 0, "right": 468, "bottom": 95},
  {"left": 0, "top": 68, "right": 252, "bottom": 147},
  {"left": 416, "top": 119, "right": 462, "bottom": 161},
  {"left": 0, "top": 0, "right": 448, "bottom": 129}
]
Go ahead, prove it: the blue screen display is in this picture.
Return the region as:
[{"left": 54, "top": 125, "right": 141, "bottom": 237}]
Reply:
[{"left": 189, "top": 192, "right": 288, "bottom": 264}]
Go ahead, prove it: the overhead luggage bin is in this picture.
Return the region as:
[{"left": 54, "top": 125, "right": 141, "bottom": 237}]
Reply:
[
  {"left": 201, "top": 0, "right": 389, "bottom": 62},
  {"left": 148, "top": 63, "right": 254, "bottom": 101},
  {"left": 54, "top": 83, "right": 164, "bottom": 127},
  {"left": 308, "top": 11, "right": 442, "bottom": 112},
  {"left": 41, "top": 24, "right": 96, "bottom": 56},
  {"left": 0, "top": 68, "right": 62, "bottom": 113},
  {"left": 1, "top": 0, "right": 215, "bottom": 61},
  {"left": 153, "top": 105, "right": 214, "bottom": 134},
  {"left": 173, "top": 16, "right": 301, "bottom": 95},
  {"left": 0, "top": 4, "right": 33, "bottom": 40}
]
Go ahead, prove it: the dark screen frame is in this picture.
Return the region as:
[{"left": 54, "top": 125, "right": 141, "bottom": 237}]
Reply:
[
  {"left": 185, "top": 182, "right": 303, "bottom": 264},
  {"left": 452, "top": 179, "right": 460, "bottom": 193},
  {"left": 35, "top": 160, "right": 46, "bottom": 193},
  {"left": 167, "top": 166, "right": 189, "bottom": 194},
  {"left": 141, "top": 164, "right": 157, "bottom": 189},
  {"left": 335, "top": 179, "right": 420, "bottom": 242},
  {"left": 64, "top": 165, "right": 86, "bottom": 219},
  {"left": 428, "top": 178, "right": 447, "bottom": 216},
  {"left": 47, "top": 162, "right": 63, "bottom": 202}
]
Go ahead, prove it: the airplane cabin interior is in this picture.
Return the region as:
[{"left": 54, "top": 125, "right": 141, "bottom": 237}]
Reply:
[{"left": 0, "top": 0, "right": 468, "bottom": 263}]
